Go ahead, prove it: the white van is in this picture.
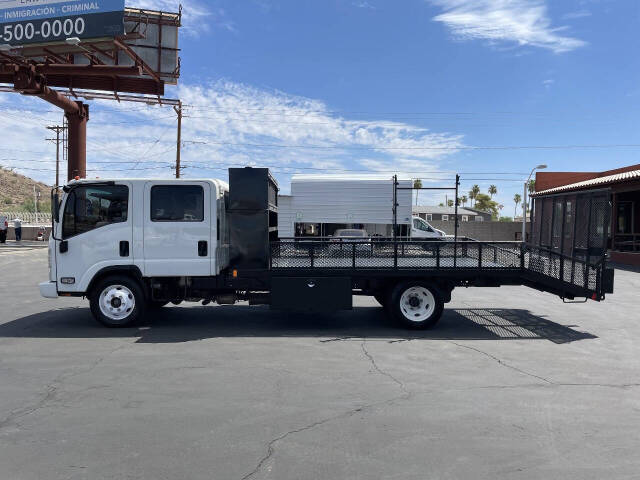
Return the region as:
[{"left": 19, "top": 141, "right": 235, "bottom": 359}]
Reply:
[{"left": 410, "top": 216, "right": 446, "bottom": 239}]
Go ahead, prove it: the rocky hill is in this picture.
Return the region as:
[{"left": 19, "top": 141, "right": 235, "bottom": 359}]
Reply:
[{"left": 0, "top": 167, "right": 51, "bottom": 212}]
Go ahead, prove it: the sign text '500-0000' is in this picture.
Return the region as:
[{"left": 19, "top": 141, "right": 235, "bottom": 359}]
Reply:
[{"left": 0, "top": 0, "right": 124, "bottom": 45}]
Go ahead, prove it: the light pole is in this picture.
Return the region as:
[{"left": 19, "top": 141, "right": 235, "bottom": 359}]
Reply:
[{"left": 522, "top": 164, "right": 547, "bottom": 241}]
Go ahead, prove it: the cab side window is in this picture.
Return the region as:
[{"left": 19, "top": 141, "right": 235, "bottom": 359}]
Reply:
[
  {"left": 151, "top": 185, "right": 204, "bottom": 222},
  {"left": 62, "top": 185, "right": 129, "bottom": 239}
]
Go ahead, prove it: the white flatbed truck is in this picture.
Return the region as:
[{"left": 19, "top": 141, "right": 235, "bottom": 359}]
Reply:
[{"left": 40, "top": 168, "right": 614, "bottom": 329}]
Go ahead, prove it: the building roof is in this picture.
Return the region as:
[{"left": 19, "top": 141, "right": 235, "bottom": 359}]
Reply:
[
  {"left": 291, "top": 174, "right": 411, "bottom": 182},
  {"left": 413, "top": 205, "right": 481, "bottom": 216},
  {"left": 534, "top": 168, "right": 640, "bottom": 196}
]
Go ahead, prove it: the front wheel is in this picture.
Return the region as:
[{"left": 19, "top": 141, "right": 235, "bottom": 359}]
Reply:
[
  {"left": 388, "top": 281, "right": 444, "bottom": 329},
  {"left": 90, "top": 275, "right": 146, "bottom": 328}
]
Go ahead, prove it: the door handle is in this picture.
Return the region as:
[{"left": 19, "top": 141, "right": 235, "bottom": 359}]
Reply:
[
  {"left": 198, "top": 240, "right": 208, "bottom": 257},
  {"left": 120, "top": 241, "right": 130, "bottom": 257}
]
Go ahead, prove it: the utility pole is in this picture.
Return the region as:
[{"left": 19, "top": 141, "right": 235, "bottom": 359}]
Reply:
[
  {"left": 46, "top": 125, "right": 67, "bottom": 186},
  {"left": 33, "top": 186, "right": 38, "bottom": 224},
  {"left": 174, "top": 101, "right": 182, "bottom": 178}
]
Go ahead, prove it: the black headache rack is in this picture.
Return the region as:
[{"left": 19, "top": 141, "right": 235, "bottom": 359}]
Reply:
[{"left": 268, "top": 238, "right": 612, "bottom": 301}]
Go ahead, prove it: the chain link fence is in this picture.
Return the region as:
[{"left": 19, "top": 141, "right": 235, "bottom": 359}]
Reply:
[{"left": 0, "top": 211, "right": 52, "bottom": 224}]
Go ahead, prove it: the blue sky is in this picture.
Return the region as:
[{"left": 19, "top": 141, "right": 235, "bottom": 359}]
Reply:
[{"left": 2, "top": 0, "right": 639, "bottom": 211}]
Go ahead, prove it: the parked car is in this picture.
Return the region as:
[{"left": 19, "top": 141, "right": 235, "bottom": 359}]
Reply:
[{"left": 330, "top": 228, "right": 372, "bottom": 253}]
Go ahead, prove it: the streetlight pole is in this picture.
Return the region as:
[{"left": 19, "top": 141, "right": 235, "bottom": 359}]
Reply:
[{"left": 523, "top": 164, "right": 547, "bottom": 241}]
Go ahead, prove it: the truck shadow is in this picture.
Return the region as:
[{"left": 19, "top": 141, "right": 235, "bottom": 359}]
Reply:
[{"left": 0, "top": 305, "right": 595, "bottom": 344}]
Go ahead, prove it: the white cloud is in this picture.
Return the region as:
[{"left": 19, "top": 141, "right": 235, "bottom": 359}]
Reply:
[
  {"left": 353, "top": 1, "right": 376, "bottom": 10},
  {"left": 0, "top": 81, "right": 465, "bottom": 189},
  {"left": 429, "top": 0, "right": 586, "bottom": 53},
  {"left": 562, "top": 10, "right": 592, "bottom": 20}
]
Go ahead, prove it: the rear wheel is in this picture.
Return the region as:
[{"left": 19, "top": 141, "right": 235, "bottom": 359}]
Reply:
[
  {"left": 388, "top": 281, "right": 444, "bottom": 329},
  {"left": 90, "top": 275, "right": 145, "bottom": 328}
]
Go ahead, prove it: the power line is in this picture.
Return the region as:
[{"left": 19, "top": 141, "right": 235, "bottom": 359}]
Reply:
[
  {"left": 182, "top": 161, "right": 529, "bottom": 175},
  {"left": 190, "top": 140, "right": 640, "bottom": 152},
  {"left": 181, "top": 105, "right": 617, "bottom": 118}
]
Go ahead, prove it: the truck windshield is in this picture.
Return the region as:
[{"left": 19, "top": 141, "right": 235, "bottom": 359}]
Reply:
[
  {"left": 62, "top": 185, "right": 129, "bottom": 239},
  {"left": 413, "top": 219, "right": 432, "bottom": 232}
]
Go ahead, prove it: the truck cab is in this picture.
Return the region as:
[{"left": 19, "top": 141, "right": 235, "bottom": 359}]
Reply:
[
  {"left": 411, "top": 216, "right": 445, "bottom": 239},
  {"left": 41, "top": 179, "right": 229, "bottom": 310}
]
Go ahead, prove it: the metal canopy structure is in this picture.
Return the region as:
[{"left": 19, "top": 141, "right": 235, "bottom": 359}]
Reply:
[
  {"left": 0, "top": 6, "right": 182, "bottom": 182},
  {"left": 393, "top": 174, "right": 461, "bottom": 241}
]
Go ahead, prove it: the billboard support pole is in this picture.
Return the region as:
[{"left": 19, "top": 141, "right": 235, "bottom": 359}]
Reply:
[
  {"left": 65, "top": 102, "right": 89, "bottom": 181},
  {"left": 12, "top": 66, "right": 88, "bottom": 181}
]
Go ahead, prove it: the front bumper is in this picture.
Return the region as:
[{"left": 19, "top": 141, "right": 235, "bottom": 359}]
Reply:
[{"left": 39, "top": 281, "right": 58, "bottom": 299}]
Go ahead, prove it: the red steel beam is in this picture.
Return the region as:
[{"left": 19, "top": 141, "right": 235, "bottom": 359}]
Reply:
[
  {"left": 38, "top": 86, "right": 81, "bottom": 112},
  {"left": 113, "top": 38, "right": 161, "bottom": 83},
  {"left": 35, "top": 64, "right": 143, "bottom": 76},
  {"left": 0, "top": 73, "right": 164, "bottom": 95}
]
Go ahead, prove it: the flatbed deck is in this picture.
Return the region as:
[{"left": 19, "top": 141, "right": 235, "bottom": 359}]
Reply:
[{"left": 269, "top": 239, "right": 611, "bottom": 301}]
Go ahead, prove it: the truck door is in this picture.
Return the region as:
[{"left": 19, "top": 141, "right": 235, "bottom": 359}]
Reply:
[
  {"left": 56, "top": 182, "right": 133, "bottom": 293},
  {"left": 143, "top": 182, "right": 212, "bottom": 276}
]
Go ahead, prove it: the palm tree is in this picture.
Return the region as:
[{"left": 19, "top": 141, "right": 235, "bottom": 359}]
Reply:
[
  {"left": 469, "top": 185, "right": 480, "bottom": 207},
  {"left": 527, "top": 179, "right": 536, "bottom": 213},
  {"left": 447, "top": 199, "right": 454, "bottom": 207},
  {"left": 460, "top": 195, "right": 468, "bottom": 207},
  {"left": 413, "top": 179, "right": 422, "bottom": 206},
  {"left": 488, "top": 185, "right": 497, "bottom": 199},
  {"left": 513, "top": 193, "right": 522, "bottom": 218}
]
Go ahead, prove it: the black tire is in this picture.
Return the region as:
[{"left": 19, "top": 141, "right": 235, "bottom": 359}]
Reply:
[
  {"left": 89, "top": 275, "right": 146, "bottom": 328},
  {"left": 388, "top": 281, "right": 444, "bottom": 329}
]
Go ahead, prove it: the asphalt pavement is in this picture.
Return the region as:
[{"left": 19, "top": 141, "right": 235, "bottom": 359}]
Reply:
[{"left": 0, "top": 248, "right": 639, "bottom": 480}]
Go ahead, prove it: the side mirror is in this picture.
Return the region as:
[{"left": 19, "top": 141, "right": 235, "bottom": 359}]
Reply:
[
  {"left": 59, "top": 240, "right": 68, "bottom": 253},
  {"left": 52, "top": 192, "right": 60, "bottom": 223}
]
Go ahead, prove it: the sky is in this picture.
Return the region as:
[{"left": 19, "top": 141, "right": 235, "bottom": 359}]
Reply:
[{"left": 1, "top": 0, "right": 639, "bottom": 213}]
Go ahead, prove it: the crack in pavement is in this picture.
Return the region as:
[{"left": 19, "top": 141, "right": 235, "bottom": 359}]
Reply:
[
  {"left": 239, "top": 411, "right": 353, "bottom": 480},
  {"left": 239, "top": 340, "right": 412, "bottom": 480},
  {"left": 556, "top": 382, "right": 640, "bottom": 389},
  {"left": 0, "top": 342, "right": 130, "bottom": 431},
  {"left": 448, "top": 341, "right": 554, "bottom": 384},
  {"left": 318, "top": 336, "right": 360, "bottom": 343},
  {"left": 449, "top": 342, "right": 640, "bottom": 389},
  {"left": 360, "top": 340, "right": 411, "bottom": 398}
]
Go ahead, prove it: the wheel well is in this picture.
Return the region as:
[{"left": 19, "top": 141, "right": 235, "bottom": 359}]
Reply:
[
  {"left": 383, "top": 278, "right": 453, "bottom": 303},
  {"left": 87, "top": 266, "right": 145, "bottom": 298}
]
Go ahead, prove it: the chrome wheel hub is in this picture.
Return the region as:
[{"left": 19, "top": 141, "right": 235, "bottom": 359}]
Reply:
[
  {"left": 400, "top": 286, "right": 435, "bottom": 322},
  {"left": 99, "top": 285, "right": 135, "bottom": 321}
]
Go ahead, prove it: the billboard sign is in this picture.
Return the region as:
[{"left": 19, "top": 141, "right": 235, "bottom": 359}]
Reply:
[{"left": 0, "top": 0, "right": 124, "bottom": 46}]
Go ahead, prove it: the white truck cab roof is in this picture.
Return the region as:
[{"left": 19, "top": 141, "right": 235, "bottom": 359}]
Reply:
[{"left": 66, "top": 178, "right": 230, "bottom": 191}]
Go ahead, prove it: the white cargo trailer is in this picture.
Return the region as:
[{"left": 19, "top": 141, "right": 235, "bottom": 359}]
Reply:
[{"left": 278, "top": 174, "right": 416, "bottom": 238}]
